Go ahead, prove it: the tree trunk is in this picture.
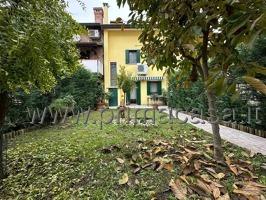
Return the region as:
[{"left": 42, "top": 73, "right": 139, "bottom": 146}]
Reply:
[
  {"left": 0, "top": 91, "right": 8, "bottom": 179},
  {"left": 206, "top": 90, "right": 223, "bottom": 161},
  {"left": 124, "top": 91, "right": 126, "bottom": 106},
  {"left": 201, "top": 26, "right": 224, "bottom": 162}
]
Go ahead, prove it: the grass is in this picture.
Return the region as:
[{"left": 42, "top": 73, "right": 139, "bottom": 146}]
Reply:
[{"left": 0, "top": 109, "right": 265, "bottom": 199}]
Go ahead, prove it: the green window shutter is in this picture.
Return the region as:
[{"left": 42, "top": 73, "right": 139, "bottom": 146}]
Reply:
[
  {"left": 126, "top": 90, "right": 130, "bottom": 104},
  {"left": 136, "top": 81, "right": 141, "bottom": 105},
  {"left": 147, "top": 81, "right": 151, "bottom": 95},
  {"left": 125, "top": 50, "right": 129, "bottom": 64},
  {"left": 136, "top": 50, "right": 141, "bottom": 63},
  {"left": 157, "top": 81, "right": 162, "bottom": 95}
]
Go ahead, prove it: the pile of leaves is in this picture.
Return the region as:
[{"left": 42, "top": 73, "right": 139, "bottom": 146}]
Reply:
[{"left": 103, "top": 138, "right": 266, "bottom": 199}]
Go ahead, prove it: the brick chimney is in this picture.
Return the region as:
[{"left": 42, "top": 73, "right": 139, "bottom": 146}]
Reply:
[{"left": 93, "top": 7, "right": 103, "bottom": 24}]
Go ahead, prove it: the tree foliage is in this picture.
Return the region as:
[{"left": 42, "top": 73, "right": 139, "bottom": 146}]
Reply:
[
  {"left": 0, "top": 0, "right": 82, "bottom": 178},
  {"left": 117, "top": 0, "right": 266, "bottom": 161},
  {"left": 117, "top": 65, "right": 135, "bottom": 105},
  {"left": 0, "top": 0, "right": 81, "bottom": 94},
  {"left": 118, "top": 0, "right": 266, "bottom": 94},
  {"left": 169, "top": 36, "right": 266, "bottom": 130}
]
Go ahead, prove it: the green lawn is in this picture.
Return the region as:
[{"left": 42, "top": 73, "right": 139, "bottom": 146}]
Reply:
[{"left": 0, "top": 110, "right": 265, "bottom": 199}]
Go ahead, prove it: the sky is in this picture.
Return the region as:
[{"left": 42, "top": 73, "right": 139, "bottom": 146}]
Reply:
[{"left": 66, "top": 0, "right": 130, "bottom": 23}]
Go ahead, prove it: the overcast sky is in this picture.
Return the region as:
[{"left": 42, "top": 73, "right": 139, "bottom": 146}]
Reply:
[{"left": 66, "top": 0, "right": 130, "bottom": 23}]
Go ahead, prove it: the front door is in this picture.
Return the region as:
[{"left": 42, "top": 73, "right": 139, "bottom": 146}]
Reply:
[
  {"left": 108, "top": 88, "right": 118, "bottom": 107},
  {"left": 136, "top": 81, "right": 141, "bottom": 105}
]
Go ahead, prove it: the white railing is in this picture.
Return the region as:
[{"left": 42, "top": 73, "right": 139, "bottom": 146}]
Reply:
[{"left": 80, "top": 59, "right": 103, "bottom": 75}]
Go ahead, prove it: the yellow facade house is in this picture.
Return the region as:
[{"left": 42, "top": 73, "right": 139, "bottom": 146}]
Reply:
[{"left": 102, "top": 4, "right": 167, "bottom": 107}]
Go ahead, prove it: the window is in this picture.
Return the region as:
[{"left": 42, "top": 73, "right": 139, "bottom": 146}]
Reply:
[
  {"left": 150, "top": 82, "right": 158, "bottom": 94},
  {"left": 125, "top": 50, "right": 140, "bottom": 64},
  {"left": 110, "top": 62, "right": 117, "bottom": 86},
  {"left": 147, "top": 81, "right": 162, "bottom": 95}
]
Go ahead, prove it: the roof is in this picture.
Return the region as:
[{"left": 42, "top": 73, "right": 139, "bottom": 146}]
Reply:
[
  {"left": 101, "top": 23, "right": 136, "bottom": 29},
  {"left": 79, "top": 23, "right": 137, "bottom": 30},
  {"left": 80, "top": 23, "right": 102, "bottom": 29}
]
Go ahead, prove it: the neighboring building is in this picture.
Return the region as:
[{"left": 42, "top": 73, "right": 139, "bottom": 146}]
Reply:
[
  {"left": 102, "top": 4, "right": 168, "bottom": 107},
  {"left": 76, "top": 7, "right": 104, "bottom": 75}
]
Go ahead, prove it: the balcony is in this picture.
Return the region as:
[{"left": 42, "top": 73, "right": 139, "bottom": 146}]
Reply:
[{"left": 80, "top": 59, "right": 103, "bottom": 75}]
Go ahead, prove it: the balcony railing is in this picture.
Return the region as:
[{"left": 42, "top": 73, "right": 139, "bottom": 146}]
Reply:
[{"left": 80, "top": 59, "right": 103, "bottom": 75}]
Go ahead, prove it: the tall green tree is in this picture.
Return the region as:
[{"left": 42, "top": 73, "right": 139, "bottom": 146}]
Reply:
[
  {"left": 117, "top": 0, "right": 266, "bottom": 161},
  {"left": 117, "top": 65, "right": 135, "bottom": 106},
  {"left": 0, "top": 0, "right": 82, "bottom": 178}
]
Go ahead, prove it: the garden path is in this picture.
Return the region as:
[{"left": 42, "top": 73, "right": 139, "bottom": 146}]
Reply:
[{"left": 127, "top": 105, "right": 266, "bottom": 155}]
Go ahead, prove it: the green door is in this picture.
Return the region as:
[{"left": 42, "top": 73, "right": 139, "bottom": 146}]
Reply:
[
  {"left": 136, "top": 81, "right": 141, "bottom": 105},
  {"left": 109, "top": 88, "right": 118, "bottom": 107}
]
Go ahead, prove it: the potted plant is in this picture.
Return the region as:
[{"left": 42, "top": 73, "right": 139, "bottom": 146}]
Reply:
[
  {"left": 151, "top": 93, "right": 159, "bottom": 110},
  {"left": 97, "top": 92, "right": 111, "bottom": 110},
  {"left": 117, "top": 66, "right": 135, "bottom": 118}
]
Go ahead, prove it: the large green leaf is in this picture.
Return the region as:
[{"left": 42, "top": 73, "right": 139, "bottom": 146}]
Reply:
[{"left": 243, "top": 76, "right": 266, "bottom": 95}]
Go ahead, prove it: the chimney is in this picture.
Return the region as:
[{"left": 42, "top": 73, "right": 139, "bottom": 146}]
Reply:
[
  {"left": 103, "top": 3, "right": 109, "bottom": 24},
  {"left": 93, "top": 7, "right": 103, "bottom": 24}
]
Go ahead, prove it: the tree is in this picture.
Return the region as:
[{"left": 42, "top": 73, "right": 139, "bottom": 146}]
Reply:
[
  {"left": 237, "top": 37, "right": 266, "bottom": 130},
  {"left": 117, "top": 0, "right": 266, "bottom": 161},
  {"left": 117, "top": 66, "right": 135, "bottom": 106},
  {"left": 0, "top": 0, "right": 82, "bottom": 178}
]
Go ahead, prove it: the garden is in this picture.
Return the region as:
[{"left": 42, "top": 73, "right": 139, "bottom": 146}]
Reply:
[
  {"left": 1, "top": 0, "right": 266, "bottom": 199},
  {"left": 0, "top": 111, "right": 265, "bottom": 199}
]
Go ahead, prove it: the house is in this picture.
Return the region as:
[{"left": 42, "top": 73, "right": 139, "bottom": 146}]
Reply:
[
  {"left": 101, "top": 4, "right": 168, "bottom": 107},
  {"left": 76, "top": 7, "right": 105, "bottom": 75}
]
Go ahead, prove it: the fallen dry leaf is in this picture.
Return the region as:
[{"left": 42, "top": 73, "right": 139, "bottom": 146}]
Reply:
[
  {"left": 142, "top": 163, "right": 153, "bottom": 169},
  {"left": 153, "top": 147, "right": 163, "bottom": 155},
  {"left": 233, "top": 181, "right": 266, "bottom": 199},
  {"left": 182, "top": 156, "right": 189, "bottom": 163},
  {"left": 133, "top": 167, "right": 141, "bottom": 174},
  {"left": 153, "top": 139, "right": 169, "bottom": 146},
  {"left": 182, "top": 164, "right": 195, "bottom": 175},
  {"left": 225, "top": 156, "right": 232, "bottom": 165},
  {"left": 196, "top": 179, "right": 212, "bottom": 195},
  {"left": 239, "top": 167, "right": 258, "bottom": 179},
  {"left": 198, "top": 160, "right": 217, "bottom": 167},
  {"left": 164, "top": 162, "right": 174, "bottom": 172},
  {"left": 143, "top": 151, "right": 152, "bottom": 159},
  {"left": 194, "top": 160, "right": 201, "bottom": 171},
  {"left": 189, "top": 184, "right": 209, "bottom": 197},
  {"left": 217, "top": 193, "right": 230, "bottom": 200},
  {"left": 216, "top": 172, "right": 225, "bottom": 180},
  {"left": 118, "top": 173, "right": 128, "bottom": 185},
  {"left": 153, "top": 157, "right": 173, "bottom": 171},
  {"left": 184, "top": 147, "right": 201, "bottom": 156},
  {"left": 205, "top": 167, "right": 217, "bottom": 174},
  {"left": 213, "top": 187, "right": 220, "bottom": 199},
  {"left": 200, "top": 174, "right": 212, "bottom": 183},
  {"left": 228, "top": 164, "right": 238, "bottom": 175},
  {"left": 116, "top": 158, "right": 125, "bottom": 164},
  {"left": 179, "top": 175, "right": 189, "bottom": 185},
  {"left": 169, "top": 179, "right": 187, "bottom": 200},
  {"left": 226, "top": 156, "right": 239, "bottom": 175},
  {"left": 211, "top": 184, "right": 221, "bottom": 199}
]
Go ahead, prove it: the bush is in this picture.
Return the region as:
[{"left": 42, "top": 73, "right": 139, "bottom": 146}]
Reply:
[
  {"left": 4, "top": 68, "right": 104, "bottom": 131},
  {"left": 56, "top": 68, "right": 105, "bottom": 109},
  {"left": 50, "top": 95, "right": 76, "bottom": 110}
]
